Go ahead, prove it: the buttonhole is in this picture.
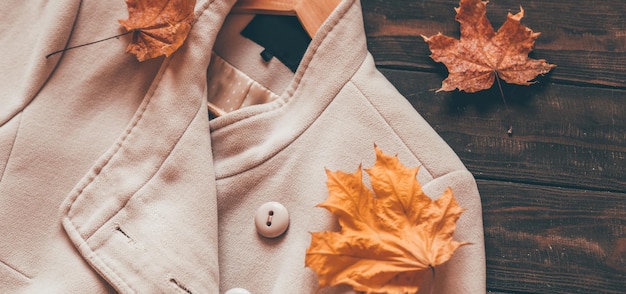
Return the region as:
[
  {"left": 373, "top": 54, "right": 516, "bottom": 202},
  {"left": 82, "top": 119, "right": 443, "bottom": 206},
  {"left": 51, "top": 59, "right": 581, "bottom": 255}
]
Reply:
[
  {"left": 170, "top": 278, "right": 193, "bottom": 294},
  {"left": 114, "top": 225, "right": 132, "bottom": 240}
]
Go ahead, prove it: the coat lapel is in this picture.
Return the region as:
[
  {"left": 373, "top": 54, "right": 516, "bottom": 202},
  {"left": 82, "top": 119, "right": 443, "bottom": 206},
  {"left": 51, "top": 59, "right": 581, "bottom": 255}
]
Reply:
[{"left": 59, "top": 0, "right": 236, "bottom": 292}]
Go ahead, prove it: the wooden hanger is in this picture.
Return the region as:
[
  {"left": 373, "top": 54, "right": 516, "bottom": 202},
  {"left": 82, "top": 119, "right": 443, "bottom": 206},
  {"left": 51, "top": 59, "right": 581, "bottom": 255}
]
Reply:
[{"left": 232, "top": 0, "right": 341, "bottom": 38}]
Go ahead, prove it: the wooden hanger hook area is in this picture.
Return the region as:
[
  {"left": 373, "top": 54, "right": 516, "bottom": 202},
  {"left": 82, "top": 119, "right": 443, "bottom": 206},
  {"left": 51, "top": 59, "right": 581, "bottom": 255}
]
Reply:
[{"left": 231, "top": 0, "right": 341, "bottom": 38}]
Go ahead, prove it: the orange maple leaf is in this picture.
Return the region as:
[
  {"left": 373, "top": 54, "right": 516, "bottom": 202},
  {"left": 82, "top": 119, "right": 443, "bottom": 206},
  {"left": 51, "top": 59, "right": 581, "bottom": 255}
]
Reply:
[
  {"left": 422, "top": 0, "right": 555, "bottom": 92},
  {"left": 305, "top": 146, "right": 468, "bottom": 293},
  {"left": 119, "top": 0, "right": 196, "bottom": 62}
]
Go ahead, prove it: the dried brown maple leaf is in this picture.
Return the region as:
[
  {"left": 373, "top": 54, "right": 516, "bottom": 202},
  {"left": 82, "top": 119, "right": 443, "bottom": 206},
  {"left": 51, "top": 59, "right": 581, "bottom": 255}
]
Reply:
[
  {"left": 305, "top": 146, "right": 468, "bottom": 293},
  {"left": 422, "top": 0, "right": 555, "bottom": 92},
  {"left": 119, "top": 0, "right": 196, "bottom": 61}
]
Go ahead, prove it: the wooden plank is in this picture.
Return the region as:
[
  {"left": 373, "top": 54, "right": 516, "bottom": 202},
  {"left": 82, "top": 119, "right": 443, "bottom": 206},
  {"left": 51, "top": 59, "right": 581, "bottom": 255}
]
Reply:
[
  {"left": 380, "top": 68, "right": 626, "bottom": 193},
  {"left": 362, "top": 0, "right": 626, "bottom": 88},
  {"left": 479, "top": 179, "right": 626, "bottom": 293}
]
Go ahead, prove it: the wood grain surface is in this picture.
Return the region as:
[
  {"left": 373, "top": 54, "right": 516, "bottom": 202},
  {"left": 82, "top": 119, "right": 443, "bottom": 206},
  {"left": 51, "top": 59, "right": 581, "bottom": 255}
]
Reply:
[
  {"left": 480, "top": 180, "right": 626, "bottom": 293},
  {"left": 361, "top": 0, "right": 626, "bottom": 292},
  {"left": 363, "top": 0, "right": 626, "bottom": 88}
]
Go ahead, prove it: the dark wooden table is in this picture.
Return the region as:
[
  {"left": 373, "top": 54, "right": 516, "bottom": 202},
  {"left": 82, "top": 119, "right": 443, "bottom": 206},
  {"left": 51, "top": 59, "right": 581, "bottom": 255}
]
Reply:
[{"left": 361, "top": 0, "right": 626, "bottom": 292}]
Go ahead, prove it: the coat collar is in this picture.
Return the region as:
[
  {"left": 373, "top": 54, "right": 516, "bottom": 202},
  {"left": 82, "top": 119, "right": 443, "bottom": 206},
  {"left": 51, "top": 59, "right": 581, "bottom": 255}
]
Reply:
[{"left": 209, "top": 0, "right": 368, "bottom": 179}]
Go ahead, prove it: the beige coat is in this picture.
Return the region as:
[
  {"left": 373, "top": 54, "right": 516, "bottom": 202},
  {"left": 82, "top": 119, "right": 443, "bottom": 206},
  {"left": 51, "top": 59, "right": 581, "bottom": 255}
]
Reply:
[{"left": 0, "top": 0, "right": 485, "bottom": 292}]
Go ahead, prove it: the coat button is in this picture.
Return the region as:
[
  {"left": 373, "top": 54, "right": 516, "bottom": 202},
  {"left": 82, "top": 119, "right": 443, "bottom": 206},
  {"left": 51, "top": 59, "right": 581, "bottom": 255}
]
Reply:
[
  {"left": 225, "top": 288, "right": 251, "bottom": 294},
  {"left": 255, "top": 201, "right": 289, "bottom": 238}
]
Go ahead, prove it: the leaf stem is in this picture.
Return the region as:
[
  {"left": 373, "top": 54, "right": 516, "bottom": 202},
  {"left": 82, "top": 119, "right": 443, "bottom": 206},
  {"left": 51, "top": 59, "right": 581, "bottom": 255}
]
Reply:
[
  {"left": 494, "top": 71, "right": 513, "bottom": 136},
  {"left": 494, "top": 71, "right": 507, "bottom": 107},
  {"left": 428, "top": 265, "right": 436, "bottom": 294},
  {"left": 45, "top": 30, "right": 133, "bottom": 59}
]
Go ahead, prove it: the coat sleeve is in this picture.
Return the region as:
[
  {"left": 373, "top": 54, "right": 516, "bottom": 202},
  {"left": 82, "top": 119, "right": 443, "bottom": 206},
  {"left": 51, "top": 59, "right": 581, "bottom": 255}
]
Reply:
[
  {"left": 350, "top": 53, "right": 486, "bottom": 293},
  {"left": 420, "top": 169, "right": 486, "bottom": 293}
]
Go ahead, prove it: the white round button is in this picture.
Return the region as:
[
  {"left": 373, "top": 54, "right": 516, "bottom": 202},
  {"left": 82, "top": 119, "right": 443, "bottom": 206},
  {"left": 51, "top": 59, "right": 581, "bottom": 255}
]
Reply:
[
  {"left": 225, "top": 288, "right": 251, "bottom": 294},
  {"left": 255, "top": 201, "right": 289, "bottom": 238}
]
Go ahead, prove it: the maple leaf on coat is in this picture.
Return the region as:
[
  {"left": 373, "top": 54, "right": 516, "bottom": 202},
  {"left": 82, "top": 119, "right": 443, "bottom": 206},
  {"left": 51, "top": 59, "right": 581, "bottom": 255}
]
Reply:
[
  {"left": 119, "top": 0, "right": 196, "bottom": 62},
  {"left": 305, "top": 146, "right": 468, "bottom": 293},
  {"left": 422, "top": 0, "right": 555, "bottom": 92}
]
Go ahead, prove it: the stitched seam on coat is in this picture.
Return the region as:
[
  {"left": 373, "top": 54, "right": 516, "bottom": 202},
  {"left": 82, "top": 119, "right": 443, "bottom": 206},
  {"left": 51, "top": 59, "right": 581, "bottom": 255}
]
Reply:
[
  {"left": 95, "top": 254, "right": 138, "bottom": 293},
  {"left": 81, "top": 105, "right": 204, "bottom": 293},
  {"left": 66, "top": 92, "right": 207, "bottom": 293},
  {"left": 96, "top": 103, "right": 204, "bottom": 218},
  {"left": 62, "top": 52, "right": 172, "bottom": 293},
  {"left": 0, "top": 113, "right": 22, "bottom": 185},
  {"left": 65, "top": 76, "right": 162, "bottom": 217},
  {"left": 347, "top": 79, "right": 436, "bottom": 179},
  {"left": 65, "top": 63, "right": 173, "bottom": 219},
  {"left": 66, "top": 0, "right": 220, "bottom": 211}
]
